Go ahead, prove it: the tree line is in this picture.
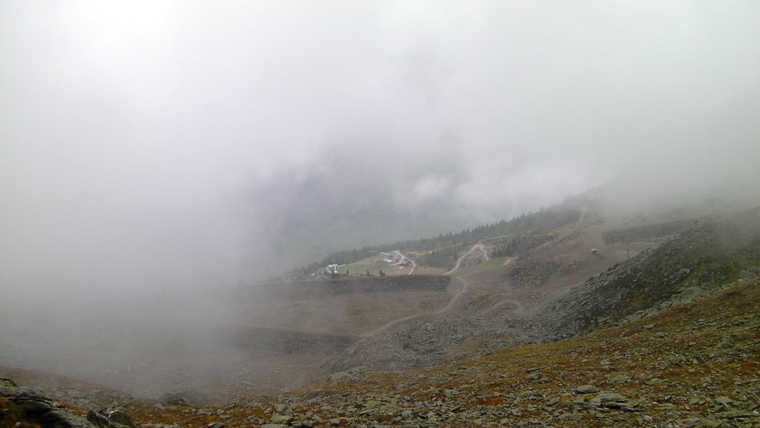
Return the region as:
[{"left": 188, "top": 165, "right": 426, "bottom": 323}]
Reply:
[{"left": 286, "top": 197, "right": 586, "bottom": 279}]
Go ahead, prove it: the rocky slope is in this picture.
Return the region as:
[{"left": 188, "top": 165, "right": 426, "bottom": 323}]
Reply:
[
  {"left": 3, "top": 278, "right": 758, "bottom": 427},
  {"left": 3, "top": 210, "right": 760, "bottom": 427},
  {"left": 535, "top": 210, "right": 760, "bottom": 341},
  {"left": 321, "top": 209, "right": 760, "bottom": 374}
]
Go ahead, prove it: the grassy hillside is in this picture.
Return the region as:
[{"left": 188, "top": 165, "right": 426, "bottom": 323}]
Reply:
[{"left": 287, "top": 196, "right": 588, "bottom": 278}]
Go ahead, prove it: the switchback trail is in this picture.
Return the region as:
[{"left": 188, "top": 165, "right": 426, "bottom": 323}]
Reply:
[
  {"left": 394, "top": 250, "right": 416, "bottom": 275},
  {"left": 361, "top": 276, "right": 468, "bottom": 337},
  {"left": 444, "top": 243, "right": 489, "bottom": 275},
  {"left": 474, "top": 297, "right": 526, "bottom": 317}
]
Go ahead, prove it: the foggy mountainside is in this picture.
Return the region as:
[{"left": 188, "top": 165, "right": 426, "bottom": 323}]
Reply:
[{"left": 2, "top": 2, "right": 760, "bottom": 428}]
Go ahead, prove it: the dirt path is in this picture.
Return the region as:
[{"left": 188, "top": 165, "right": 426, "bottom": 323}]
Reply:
[
  {"left": 436, "top": 277, "right": 470, "bottom": 313},
  {"left": 481, "top": 245, "right": 490, "bottom": 261},
  {"left": 361, "top": 277, "right": 468, "bottom": 337},
  {"left": 444, "top": 243, "right": 488, "bottom": 275},
  {"left": 472, "top": 247, "right": 632, "bottom": 320},
  {"left": 468, "top": 259, "right": 530, "bottom": 317},
  {"left": 394, "top": 250, "right": 416, "bottom": 274},
  {"left": 473, "top": 297, "right": 526, "bottom": 317},
  {"left": 364, "top": 227, "right": 629, "bottom": 336}
]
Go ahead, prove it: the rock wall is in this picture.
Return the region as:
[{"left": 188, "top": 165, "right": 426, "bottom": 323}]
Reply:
[{"left": 255, "top": 275, "right": 452, "bottom": 297}]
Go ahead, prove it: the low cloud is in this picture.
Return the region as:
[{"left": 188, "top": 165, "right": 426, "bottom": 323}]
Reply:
[{"left": 2, "top": 1, "right": 760, "bottom": 301}]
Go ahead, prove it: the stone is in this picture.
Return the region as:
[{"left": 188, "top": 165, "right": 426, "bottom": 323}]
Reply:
[
  {"left": 594, "top": 392, "right": 627, "bottom": 403},
  {"left": 607, "top": 374, "right": 631, "bottom": 385},
  {"left": 560, "top": 412, "right": 583, "bottom": 421},
  {"left": 271, "top": 413, "right": 294, "bottom": 424},
  {"left": 98, "top": 407, "right": 134, "bottom": 427},
  {"left": 0, "top": 381, "right": 95, "bottom": 428},
  {"left": 329, "top": 371, "right": 352, "bottom": 382},
  {"left": 576, "top": 385, "right": 599, "bottom": 394},
  {"left": 525, "top": 372, "right": 541, "bottom": 381},
  {"left": 88, "top": 410, "right": 111, "bottom": 427},
  {"left": 274, "top": 403, "right": 291, "bottom": 414}
]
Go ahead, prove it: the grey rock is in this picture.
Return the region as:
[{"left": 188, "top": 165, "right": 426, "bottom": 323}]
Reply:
[
  {"left": 594, "top": 392, "right": 627, "bottom": 403},
  {"left": 88, "top": 410, "right": 112, "bottom": 427},
  {"left": 274, "top": 403, "right": 292, "bottom": 414},
  {"left": 329, "top": 371, "right": 352, "bottom": 382},
  {"left": 606, "top": 373, "right": 631, "bottom": 385},
  {"left": 271, "top": 412, "right": 294, "bottom": 424},
  {"left": 98, "top": 407, "right": 134, "bottom": 427},
  {"left": 1, "top": 378, "right": 97, "bottom": 428},
  {"left": 576, "top": 385, "right": 599, "bottom": 394}
]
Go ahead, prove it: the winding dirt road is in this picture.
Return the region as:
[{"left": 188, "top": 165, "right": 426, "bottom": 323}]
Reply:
[
  {"left": 364, "top": 243, "right": 501, "bottom": 337},
  {"left": 361, "top": 276, "right": 469, "bottom": 337},
  {"left": 473, "top": 296, "right": 526, "bottom": 317},
  {"left": 394, "top": 250, "right": 416, "bottom": 275},
  {"left": 444, "top": 243, "right": 489, "bottom": 275}
]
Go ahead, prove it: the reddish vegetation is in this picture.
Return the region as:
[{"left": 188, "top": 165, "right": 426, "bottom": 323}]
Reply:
[
  {"left": 0, "top": 397, "right": 41, "bottom": 428},
  {"left": 3, "top": 279, "right": 758, "bottom": 427}
]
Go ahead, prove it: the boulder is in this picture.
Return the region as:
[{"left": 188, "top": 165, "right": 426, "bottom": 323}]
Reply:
[
  {"left": 575, "top": 384, "right": 598, "bottom": 394},
  {"left": 1, "top": 378, "right": 96, "bottom": 427}
]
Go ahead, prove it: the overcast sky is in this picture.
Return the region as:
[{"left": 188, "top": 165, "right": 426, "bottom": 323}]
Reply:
[{"left": 2, "top": 1, "right": 759, "bottom": 300}]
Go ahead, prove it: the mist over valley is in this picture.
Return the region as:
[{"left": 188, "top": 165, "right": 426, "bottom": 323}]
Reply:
[{"left": 1, "top": 2, "right": 760, "bottom": 427}]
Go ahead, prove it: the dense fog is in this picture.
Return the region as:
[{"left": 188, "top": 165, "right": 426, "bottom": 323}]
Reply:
[
  {"left": 2, "top": 3, "right": 760, "bottom": 394},
  {"left": 3, "top": 2, "right": 759, "bottom": 300}
]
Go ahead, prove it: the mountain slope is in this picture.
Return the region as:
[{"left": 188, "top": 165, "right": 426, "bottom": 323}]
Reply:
[
  {"left": 319, "top": 207, "right": 760, "bottom": 375},
  {"left": 537, "top": 208, "right": 760, "bottom": 340},
  {"left": 3, "top": 277, "right": 757, "bottom": 427}
]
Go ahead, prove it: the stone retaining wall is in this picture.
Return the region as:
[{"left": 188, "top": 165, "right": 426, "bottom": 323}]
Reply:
[{"left": 257, "top": 275, "right": 451, "bottom": 297}]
